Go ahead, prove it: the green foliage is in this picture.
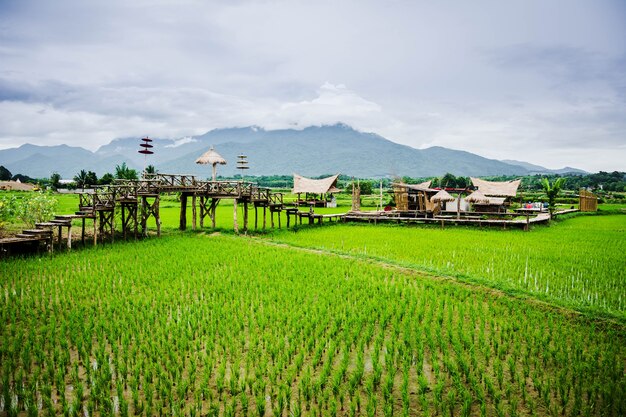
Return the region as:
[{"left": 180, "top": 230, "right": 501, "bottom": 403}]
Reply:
[
  {"left": 73, "top": 169, "right": 88, "bottom": 189},
  {"left": 86, "top": 171, "right": 98, "bottom": 186},
  {"left": 11, "top": 173, "right": 37, "bottom": 184},
  {"left": 115, "top": 162, "right": 138, "bottom": 180},
  {"left": 0, "top": 192, "right": 58, "bottom": 229},
  {"left": 98, "top": 173, "right": 115, "bottom": 185},
  {"left": 541, "top": 177, "right": 565, "bottom": 216},
  {"left": 0, "top": 165, "right": 12, "bottom": 181},
  {"left": 49, "top": 172, "right": 61, "bottom": 191},
  {"left": 16, "top": 193, "right": 58, "bottom": 227},
  {"left": 0, "top": 196, "right": 15, "bottom": 231},
  {"left": 348, "top": 180, "right": 373, "bottom": 195}
]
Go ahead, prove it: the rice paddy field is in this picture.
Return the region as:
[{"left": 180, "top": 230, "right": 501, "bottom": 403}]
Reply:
[{"left": 1, "top": 193, "right": 625, "bottom": 416}]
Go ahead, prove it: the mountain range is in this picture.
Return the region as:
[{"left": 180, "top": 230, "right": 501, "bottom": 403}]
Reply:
[{"left": 0, "top": 123, "right": 587, "bottom": 179}]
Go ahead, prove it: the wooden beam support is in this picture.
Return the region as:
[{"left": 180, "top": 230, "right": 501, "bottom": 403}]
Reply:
[
  {"left": 233, "top": 199, "right": 239, "bottom": 234},
  {"left": 243, "top": 201, "right": 248, "bottom": 232},
  {"left": 180, "top": 193, "right": 188, "bottom": 231},
  {"left": 192, "top": 194, "right": 197, "bottom": 230}
]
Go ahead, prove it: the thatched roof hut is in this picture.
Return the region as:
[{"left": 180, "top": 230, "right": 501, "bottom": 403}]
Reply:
[{"left": 292, "top": 174, "right": 341, "bottom": 194}]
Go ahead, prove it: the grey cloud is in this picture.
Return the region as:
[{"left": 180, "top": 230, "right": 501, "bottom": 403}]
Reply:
[{"left": 0, "top": 0, "right": 625, "bottom": 172}]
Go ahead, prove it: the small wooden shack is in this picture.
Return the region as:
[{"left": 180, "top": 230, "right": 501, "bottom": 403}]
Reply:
[
  {"left": 292, "top": 174, "right": 341, "bottom": 207},
  {"left": 470, "top": 177, "right": 521, "bottom": 212},
  {"left": 579, "top": 189, "right": 598, "bottom": 212},
  {"left": 392, "top": 181, "right": 438, "bottom": 212}
]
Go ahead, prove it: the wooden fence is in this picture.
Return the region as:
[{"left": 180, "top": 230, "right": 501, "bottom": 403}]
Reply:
[{"left": 579, "top": 189, "right": 598, "bottom": 212}]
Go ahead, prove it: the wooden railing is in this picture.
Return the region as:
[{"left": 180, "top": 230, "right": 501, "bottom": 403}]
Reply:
[{"left": 80, "top": 175, "right": 284, "bottom": 205}]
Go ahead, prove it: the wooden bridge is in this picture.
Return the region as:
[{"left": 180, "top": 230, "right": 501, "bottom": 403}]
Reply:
[
  {"left": 0, "top": 174, "right": 289, "bottom": 256},
  {"left": 72, "top": 173, "right": 288, "bottom": 243}
]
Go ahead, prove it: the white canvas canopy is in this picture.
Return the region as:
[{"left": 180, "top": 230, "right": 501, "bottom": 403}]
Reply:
[{"left": 470, "top": 177, "right": 520, "bottom": 197}]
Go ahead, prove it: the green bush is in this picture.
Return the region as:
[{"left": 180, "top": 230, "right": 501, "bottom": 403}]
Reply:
[{"left": 1, "top": 192, "right": 58, "bottom": 228}]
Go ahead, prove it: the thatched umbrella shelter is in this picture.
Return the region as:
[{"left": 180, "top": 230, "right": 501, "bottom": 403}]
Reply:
[
  {"left": 465, "top": 190, "right": 490, "bottom": 204},
  {"left": 195, "top": 146, "right": 227, "bottom": 181},
  {"left": 431, "top": 189, "right": 454, "bottom": 203},
  {"left": 430, "top": 189, "right": 455, "bottom": 215}
]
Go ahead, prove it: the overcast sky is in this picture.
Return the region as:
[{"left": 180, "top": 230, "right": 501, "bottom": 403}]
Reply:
[{"left": 1, "top": 0, "right": 625, "bottom": 172}]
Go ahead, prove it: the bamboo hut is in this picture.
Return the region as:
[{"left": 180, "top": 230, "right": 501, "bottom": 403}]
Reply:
[
  {"left": 392, "top": 181, "right": 438, "bottom": 212},
  {"left": 430, "top": 189, "right": 455, "bottom": 215}
]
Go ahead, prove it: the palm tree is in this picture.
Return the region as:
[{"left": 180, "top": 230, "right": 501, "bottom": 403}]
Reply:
[
  {"left": 541, "top": 177, "right": 565, "bottom": 218},
  {"left": 74, "top": 169, "right": 88, "bottom": 190},
  {"left": 115, "top": 162, "right": 138, "bottom": 180},
  {"left": 143, "top": 164, "right": 156, "bottom": 178},
  {"left": 49, "top": 172, "right": 61, "bottom": 191}
]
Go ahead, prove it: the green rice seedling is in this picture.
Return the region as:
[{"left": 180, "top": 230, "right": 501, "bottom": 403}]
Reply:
[{"left": 0, "top": 231, "right": 624, "bottom": 416}]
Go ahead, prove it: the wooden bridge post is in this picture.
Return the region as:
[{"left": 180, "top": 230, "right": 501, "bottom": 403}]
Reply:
[
  {"left": 243, "top": 201, "right": 248, "bottom": 232},
  {"left": 81, "top": 218, "right": 86, "bottom": 245},
  {"left": 209, "top": 198, "right": 219, "bottom": 228},
  {"left": 93, "top": 215, "right": 98, "bottom": 246},
  {"left": 199, "top": 196, "right": 205, "bottom": 228},
  {"left": 121, "top": 204, "right": 127, "bottom": 239},
  {"left": 155, "top": 196, "right": 161, "bottom": 237},
  {"left": 141, "top": 196, "right": 148, "bottom": 237},
  {"left": 180, "top": 193, "right": 188, "bottom": 231},
  {"left": 254, "top": 205, "right": 258, "bottom": 230},
  {"left": 233, "top": 199, "right": 239, "bottom": 233},
  {"left": 192, "top": 194, "right": 197, "bottom": 231}
]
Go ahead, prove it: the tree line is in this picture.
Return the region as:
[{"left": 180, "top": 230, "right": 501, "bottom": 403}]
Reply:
[{"left": 2, "top": 164, "right": 624, "bottom": 194}]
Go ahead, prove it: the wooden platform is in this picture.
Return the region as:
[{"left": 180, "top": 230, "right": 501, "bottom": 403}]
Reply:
[
  {"left": 1, "top": 229, "right": 53, "bottom": 257},
  {"left": 344, "top": 210, "right": 563, "bottom": 230}
]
